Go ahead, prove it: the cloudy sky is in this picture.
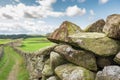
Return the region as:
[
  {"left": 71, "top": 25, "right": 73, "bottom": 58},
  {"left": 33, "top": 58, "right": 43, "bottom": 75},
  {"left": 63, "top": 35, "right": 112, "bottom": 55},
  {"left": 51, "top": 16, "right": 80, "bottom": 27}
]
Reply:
[{"left": 0, "top": 0, "right": 119, "bottom": 34}]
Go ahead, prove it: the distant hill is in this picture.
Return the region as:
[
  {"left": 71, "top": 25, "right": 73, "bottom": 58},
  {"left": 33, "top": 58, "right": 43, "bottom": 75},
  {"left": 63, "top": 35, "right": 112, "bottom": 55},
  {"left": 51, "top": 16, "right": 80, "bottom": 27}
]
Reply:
[{"left": 0, "top": 34, "right": 46, "bottom": 39}]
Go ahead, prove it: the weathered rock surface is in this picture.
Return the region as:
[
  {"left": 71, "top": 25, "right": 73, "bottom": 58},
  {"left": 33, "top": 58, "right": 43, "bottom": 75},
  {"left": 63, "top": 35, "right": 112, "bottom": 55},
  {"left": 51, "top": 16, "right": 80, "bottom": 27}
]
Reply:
[
  {"left": 47, "top": 21, "right": 83, "bottom": 43},
  {"left": 27, "top": 55, "right": 45, "bottom": 79},
  {"left": 46, "top": 76, "right": 60, "bottom": 80},
  {"left": 50, "top": 51, "right": 66, "bottom": 69},
  {"left": 54, "top": 44, "right": 97, "bottom": 71},
  {"left": 103, "top": 14, "right": 120, "bottom": 39},
  {"left": 55, "top": 64, "right": 95, "bottom": 80},
  {"left": 42, "top": 59, "right": 53, "bottom": 77},
  {"left": 28, "top": 45, "right": 57, "bottom": 79},
  {"left": 114, "top": 52, "right": 120, "bottom": 65},
  {"left": 12, "top": 15, "right": 120, "bottom": 80},
  {"left": 85, "top": 19, "right": 105, "bottom": 32},
  {"left": 95, "top": 66, "right": 120, "bottom": 80},
  {"left": 69, "top": 32, "right": 120, "bottom": 56}
]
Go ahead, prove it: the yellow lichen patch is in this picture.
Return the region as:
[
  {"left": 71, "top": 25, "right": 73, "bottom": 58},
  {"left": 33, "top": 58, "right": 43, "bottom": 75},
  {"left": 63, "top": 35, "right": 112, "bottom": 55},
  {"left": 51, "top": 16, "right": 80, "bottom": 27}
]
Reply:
[{"left": 69, "top": 32, "right": 105, "bottom": 38}]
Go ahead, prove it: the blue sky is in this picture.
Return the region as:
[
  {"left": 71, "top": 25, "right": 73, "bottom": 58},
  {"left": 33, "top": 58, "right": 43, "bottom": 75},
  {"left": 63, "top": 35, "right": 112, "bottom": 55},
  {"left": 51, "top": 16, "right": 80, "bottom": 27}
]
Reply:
[{"left": 0, "top": 0, "right": 119, "bottom": 34}]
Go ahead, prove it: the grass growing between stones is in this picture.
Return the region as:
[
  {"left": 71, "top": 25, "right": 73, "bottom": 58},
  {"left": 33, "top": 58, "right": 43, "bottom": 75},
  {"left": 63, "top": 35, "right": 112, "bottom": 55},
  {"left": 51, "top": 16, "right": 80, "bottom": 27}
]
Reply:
[{"left": 20, "top": 37, "right": 53, "bottom": 52}]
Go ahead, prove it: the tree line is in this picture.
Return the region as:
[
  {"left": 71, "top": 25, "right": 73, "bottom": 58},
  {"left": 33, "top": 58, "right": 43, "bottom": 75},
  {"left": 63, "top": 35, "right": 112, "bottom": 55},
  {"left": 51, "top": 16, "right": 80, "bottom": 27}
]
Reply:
[{"left": 0, "top": 34, "right": 46, "bottom": 39}]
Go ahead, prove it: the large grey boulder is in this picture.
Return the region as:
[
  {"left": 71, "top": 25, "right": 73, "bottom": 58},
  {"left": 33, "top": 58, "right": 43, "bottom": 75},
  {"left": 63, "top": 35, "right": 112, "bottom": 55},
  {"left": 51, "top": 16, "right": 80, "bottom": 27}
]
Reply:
[
  {"left": 50, "top": 51, "right": 66, "bottom": 69},
  {"left": 47, "top": 21, "right": 83, "bottom": 43},
  {"left": 69, "top": 32, "right": 120, "bottom": 56},
  {"left": 54, "top": 44, "right": 97, "bottom": 71},
  {"left": 85, "top": 19, "right": 105, "bottom": 32},
  {"left": 103, "top": 14, "right": 120, "bottom": 39},
  {"left": 95, "top": 66, "right": 120, "bottom": 80},
  {"left": 114, "top": 52, "right": 120, "bottom": 65},
  {"left": 55, "top": 64, "right": 95, "bottom": 80}
]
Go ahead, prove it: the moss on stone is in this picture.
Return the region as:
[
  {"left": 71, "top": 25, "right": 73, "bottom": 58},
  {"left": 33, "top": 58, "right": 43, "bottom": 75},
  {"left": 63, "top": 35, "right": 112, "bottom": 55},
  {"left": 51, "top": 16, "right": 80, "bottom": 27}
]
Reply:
[
  {"left": 69, "top": 32, "right": 120, "bottom": 56},
  {"left": 50, "top": 52, "right": 66, "bottom": 70},
  {"left": 55, "top": 64, "right": 95, "bottom": 80},
  {"left": 47, "top": 21, "right": 83, "bottom": 43},
  {"left": 42, "top": 59, "right": 53, "bottom": 77}
]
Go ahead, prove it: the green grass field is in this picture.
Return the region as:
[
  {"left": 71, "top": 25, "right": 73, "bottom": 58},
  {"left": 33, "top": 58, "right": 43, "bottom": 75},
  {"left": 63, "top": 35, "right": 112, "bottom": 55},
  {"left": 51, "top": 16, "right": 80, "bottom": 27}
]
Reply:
[
  {"left": 0, "top": 46, "right": 29, "bottom": 80},
  {"left": 19, "top": 37, "right": 53, "bottom": 52},
  {"left": 0, "top": 39, "right": 11, "bottom": 44}
]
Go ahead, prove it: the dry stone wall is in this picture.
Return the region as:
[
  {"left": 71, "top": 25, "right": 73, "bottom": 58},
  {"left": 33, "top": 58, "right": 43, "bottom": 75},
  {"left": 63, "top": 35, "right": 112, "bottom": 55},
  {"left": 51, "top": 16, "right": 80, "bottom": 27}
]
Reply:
[
  {"left": 43, "top": 14, "right": 120, "bottom": 80},
  {"left": 10, "top": 14, "right": 120, "bottom": 80},
  {"left": 12, "top": 45, "right": 57, "bottom": 80}
]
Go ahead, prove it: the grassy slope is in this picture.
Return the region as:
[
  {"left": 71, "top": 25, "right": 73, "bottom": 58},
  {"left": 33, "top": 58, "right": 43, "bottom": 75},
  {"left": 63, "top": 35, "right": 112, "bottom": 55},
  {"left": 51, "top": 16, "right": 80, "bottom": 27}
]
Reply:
[
  {"left": 20, "top": 37, "right": 53, "bottom": 52},
  {"left": 0, "top": 46, "right": 29, "bottom": 80}
]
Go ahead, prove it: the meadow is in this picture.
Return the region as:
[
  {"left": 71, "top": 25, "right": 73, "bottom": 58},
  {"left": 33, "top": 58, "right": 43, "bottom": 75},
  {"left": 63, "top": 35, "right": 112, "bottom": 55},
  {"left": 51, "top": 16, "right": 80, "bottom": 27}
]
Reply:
[
  {"left": 19, "top": 37, "right": 53, "bottom": 52},
  {"left": 0, "top": 39, "right": 11, "bottom": 44}
]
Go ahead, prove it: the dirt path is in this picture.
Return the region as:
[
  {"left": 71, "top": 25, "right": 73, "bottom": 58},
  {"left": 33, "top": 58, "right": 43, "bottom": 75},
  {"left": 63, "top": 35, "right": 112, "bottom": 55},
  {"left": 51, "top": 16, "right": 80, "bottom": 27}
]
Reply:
[
  {"left": 7, "top": 61, "right": 19, "bottom": 80},
  {"left": 0, "top": 46, "right": 29, "bottom": 80}
]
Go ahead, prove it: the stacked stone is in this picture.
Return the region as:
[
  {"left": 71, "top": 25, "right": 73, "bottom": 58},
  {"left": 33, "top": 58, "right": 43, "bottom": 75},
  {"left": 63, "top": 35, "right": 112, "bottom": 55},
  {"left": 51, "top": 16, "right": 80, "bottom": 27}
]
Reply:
[
  {"left": 39, "top": 14, "right": 120, "bottom": 80},
  {"left": 13, "top": 14, "right": 120, "bottom": 80}
]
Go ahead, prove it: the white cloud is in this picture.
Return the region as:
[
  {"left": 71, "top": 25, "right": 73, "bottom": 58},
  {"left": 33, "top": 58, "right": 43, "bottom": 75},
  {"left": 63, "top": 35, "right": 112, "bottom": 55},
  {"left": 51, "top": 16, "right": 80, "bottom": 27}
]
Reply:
[
  {"left": 14, "top": 0, "right": 20, "bottom": 2},
  {"left": 0, "top": 3, "right": 65, "bottom": 20},
  {"left": 0, "top": 0, "right": 60, "bottom": 19},
  {"left": 0, "top": 4, "right": 25, "bottom": 20},
  {"left": 99, "top": 0, "right": 109, "bottom": 4},
  {"left": 66, "top": 5, "right": 86, "bottom": 17},
  {"left": 36, "top": 0, "right": 56, "bottom": 7},
  {"left": 0, "top": 0, "right": 87, "bottom": 34},
  {"left": 90, "top": 9, "right": 95, "bottom": 16},
  {"left": 77, "top": 0, "right": 86, "bottom": 3},
  {"left": 0, "top": 20, "right": 57, "bottom": 34},
  {"left": 89, "top": 9, "right": 95, "bottom": 21},
  {"left": 0, "top": 3, "right": 86, "bottom": 20}
]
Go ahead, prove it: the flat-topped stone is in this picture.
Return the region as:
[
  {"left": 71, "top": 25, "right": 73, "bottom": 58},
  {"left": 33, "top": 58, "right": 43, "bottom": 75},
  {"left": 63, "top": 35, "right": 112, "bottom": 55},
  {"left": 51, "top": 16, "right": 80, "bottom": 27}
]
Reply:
[
  {"left": 54, "top": 44, "right": 97, "bottom": 71},
  {"left": 69, "top": 32, "right": 120, "bottom": 56},
  {"left": 55, "top": 64, "right": 95, "bottom": 80},
  {"left": 69, "top": 32, "right": 105, "bottom": 38}
]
